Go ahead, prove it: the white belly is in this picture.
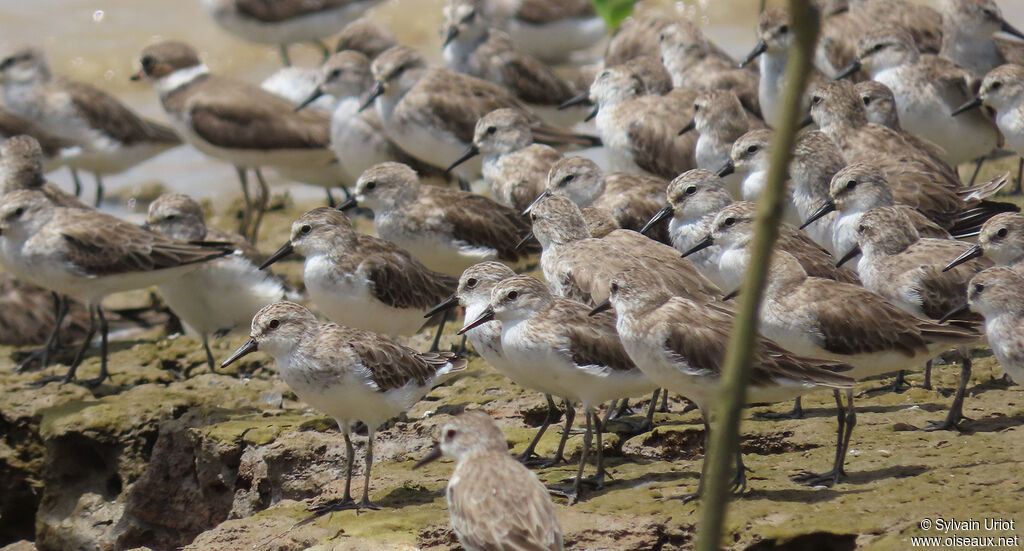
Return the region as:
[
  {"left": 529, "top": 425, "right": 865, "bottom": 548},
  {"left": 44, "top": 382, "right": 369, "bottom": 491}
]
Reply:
[
  {"left": 304, "top": 255, "right": 426, "bottom": 336},
  {"left": 158, "top": 254, "right": 284, "bottom": 337}
]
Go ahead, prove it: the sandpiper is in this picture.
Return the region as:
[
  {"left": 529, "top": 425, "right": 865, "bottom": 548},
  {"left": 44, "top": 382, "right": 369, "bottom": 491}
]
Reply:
[
  {"left": 757, "top": 250, "right": 980, "bottom": 384},
  {"left": 459, "top": 275, "right": 656, "bottom": 503},
  {"left": 682, "top": 89, "right": 765, "bottom": 195},
  {"left": 0, "top": 46, "right": 181, "bottom": 206},
  {"left": 132, "top": 40, "right": 336, "bottom": 240},
  {"left": 682, "top": 200, "right": 860, "bottom": 290},
  {"left": 541, "top": 156, "right": 669, "bottom": 244},
  {"left": 145, "top": 193, "right": 285, "bottom": 369},
  {"left": 658, "top": 20, "right": 760, "bottom": 115},
  {"left": 334, "top": 18, "right": 399, "bottom": 59},
  {"left": 425, "top": 261, "right": 573, "bottom": 465},
  {"left": 222, "top": 301, "right": 466, "bottom": 509},
  {"left": 260, "top": 207, "right": 457, "bottom": 337},
  {"left": 741, "top": 8, "right": 827, "bottom": 127},
  {"left": 959, "top": 267, "right": 1024, "bottom": 384},
  {"left": 414, "top": 410, "right": 564, "bottom": 551},
  {"left": 835, "top": 26, "right": 999, "bottom": 166},
  {"left": 850, "top": 207, "right": 993, "bottom": 430},
  {"left": 446, "top": 108, "right": 560, "bottom": 212},
  {"left": 804, "top": 162, "right": 1015, "bottom": 249},
  {"left": 944, "top": 212, "right": 1024, "bottom": 274},
  {"left": 938, "top": 0, "right": 1024, "bottom": 77},
  {"left": 0, "top": 135, "right": 87, "bottom": 209},
  {"left": 953, "top": 64, "right": 1024, "bottom": 160},
  {"left": 599, "top": 267, "right": 856, "bottom": 496},
  {"left": 296, "top": 51, "right": 451, "bottom": 188},
  {"left": 643, "top": 170, "right": 742, "bottom": 287},
  {"left": 786, "top": 129, "right": 846, "bottom": 251},
  {"left": 0, "top": 109, "right": 79, "bottom": 176},
  {"left": 341, "top": 162, "right": 538, "bottom": 276},
  {"left": 363, "top": 45, "right": 598, "bottom": 182},
  {"left": 442, "top": 0, "right": 582, "bottom": 126},
  {"left": 0, "top": 190, "right": 229, "bottom": 385},
  {"left": 720, "top": 129, "right": 802, "bottom": 227},
  {"left": 809, "top": 81, "right": 965, "bottom": 197},
  {"left": 259, "top": 17, "right": 400, "bottom": 119},
  {"left": 587, "top": 64, "right": 696, "bottom": 179},
  {"left": 464, "top": 0, "right": 606, "bottom": 64},
  {"left": 201, "top": 0, "right": 382, "bottom": 65},
  {"left": 800, "top": 163, "right": 953, "bottom": 261},
  {"left": 529, "top": 194, "right": 720, "bottom": 306},
  {"left": 754, "top": 251, "right": 978, "bottom": 477}
]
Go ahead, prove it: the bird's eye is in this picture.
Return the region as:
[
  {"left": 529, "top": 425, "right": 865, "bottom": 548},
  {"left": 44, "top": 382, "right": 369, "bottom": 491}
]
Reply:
[
  {"left": 778, "top": 25, "right": 788, "bottom": 34},
  {"left": 685, "top": 186, "right": 697, "bottom": 195},
  {"left": 862, "top": 96, "right": 872, "bottom": 106},
  {"left": 530, "top": 213, "right": 536, "bottom": 221},
  {"left": 599, "top": 71, "right": 610, "bottom": 79},
  {"left": 991, "top": 81, "right": 1002, "bottom": 90},
  {"left": 857, "top": 224, "right": 866, "bottom": 233},
  {"left": 141, "top": 55, "right": 154, "bottom": 70},
  {"left": 507, "top": 290, "right": 519, "bottom": 300},
  {"left": 466, "top": 277, "right": 477, "bottom": 288},
  {"left": 693, "top": 104, "right": 701, "bottom": 111},
  {"left": 364, "top": 181, "right": 377, "bottom": 190},
  {"left": 12, "top": 207, "right": 24, "bottom": 217},
  {"left": 811, "top": 95, "right": 822, "bottom": 105},
  {"left": 746, "top": 145, "right": 759, "bottom": 154},
  {"left": 444, "top": 428, "right": 457, "bottom": 440},
  {"left": 485, "top": 126, "right": 497, "bottom": 135},
  {"left": 300, "top": 225, "right": 312, "bottom": 234},
  {"left": 723, "top": 217, "right": 736, "bottom": 227},
  {"left": 870, "top": 43, "right": 885, "bottom": 54},
  {"left": 564, "top": 174, "right": 575, "bottom": 183},
  {"left": 268, "top": 319, "right": 280, "bottom": 329},
  {"left": 165, "top": 214, "right": 177, "bottom": 221},
  {"left": 329, "top": 69, "right": 341, "bottom": 79},
  {"left": 0, "top": 57, "right": 14, "bottom": 71},
  {"left": 610, "top": 282, "right": 619, "bottom": 292},
  {"left": 997, "top": 228, "right": 1008, "bottom": 238},
  {"left": 974, "top": 283, "right": 985, "bottom": 294},
  {"left": 846, "top": 180, "right": 857, "bottom": 190}
]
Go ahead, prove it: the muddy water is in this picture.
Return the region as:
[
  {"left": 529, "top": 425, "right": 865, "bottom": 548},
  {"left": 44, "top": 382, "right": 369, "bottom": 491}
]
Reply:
[{"left": 3, "top": 0, "right": 1022, "bottom": 215}]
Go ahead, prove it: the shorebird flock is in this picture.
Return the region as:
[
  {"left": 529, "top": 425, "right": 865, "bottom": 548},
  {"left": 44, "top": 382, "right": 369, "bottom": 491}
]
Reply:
[{"left": 2, "top": 0, "right": 1024, "bottom": 548}]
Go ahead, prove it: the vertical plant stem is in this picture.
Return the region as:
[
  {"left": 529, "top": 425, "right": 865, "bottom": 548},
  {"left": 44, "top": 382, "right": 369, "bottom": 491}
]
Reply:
[{"left": 693, "top": 2, "right": 820, "bottom": 550}]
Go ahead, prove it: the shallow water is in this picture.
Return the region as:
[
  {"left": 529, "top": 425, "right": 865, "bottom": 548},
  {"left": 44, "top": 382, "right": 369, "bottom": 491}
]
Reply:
[{"left": 2, "top": 0, "right": 1022, "bottom": 217}]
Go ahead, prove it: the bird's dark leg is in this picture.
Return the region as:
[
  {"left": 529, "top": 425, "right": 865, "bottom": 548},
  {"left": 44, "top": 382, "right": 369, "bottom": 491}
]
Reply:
[
  {"left": 359, "top": 428, "right": 380, "bottom": 509},
  {"left": 429, "top": 308, "right": 448, "bottom": 352},
  {"left": 250, "top": 169, "right": 271, "bottom": 242},
  {"left": 81, "top": 307, "right": 110, "bottom": 387},
  {"left": 516, "top": 394, "right": 561, "bottom": 466},
  {"left": 968, "top": 157, "right": 984, "bottom": 186},
  {"left": 70, "top": 168, "right": 83, "bottom": 197},
  {"left": 34, "top": 304, "right": 96, "bottom": 386},
  {"left": 925, "top": 351, "right": 972, "bottom": 432},
  {"left": 315, "top": 39, "right": 331, "bottom": 62},
  {"left": 325, "top": 187, "right": 336, "bottom": 208},
  {"left": 18, "top": 293, "right": 67, "bottom": 372},
  {"left": 279, "top": 44, "right": 292, "bottom": 66},
  {"left": 234, "top": 166, "right": 253, "bottom": 238},
  {"left": 202, "top": 335, "right": 216, "bottom": 372},
  {"left": 792, "top": 389, "right": 854, "bottom": 486},
  {"left": 93, "top": 173, "right": 104, "bottom": 207}
]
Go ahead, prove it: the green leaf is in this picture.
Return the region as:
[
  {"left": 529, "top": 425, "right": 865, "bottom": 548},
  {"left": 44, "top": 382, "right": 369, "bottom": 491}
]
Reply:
[{"left": 593, "top": 0, "right": 635, "bottom": 28}]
